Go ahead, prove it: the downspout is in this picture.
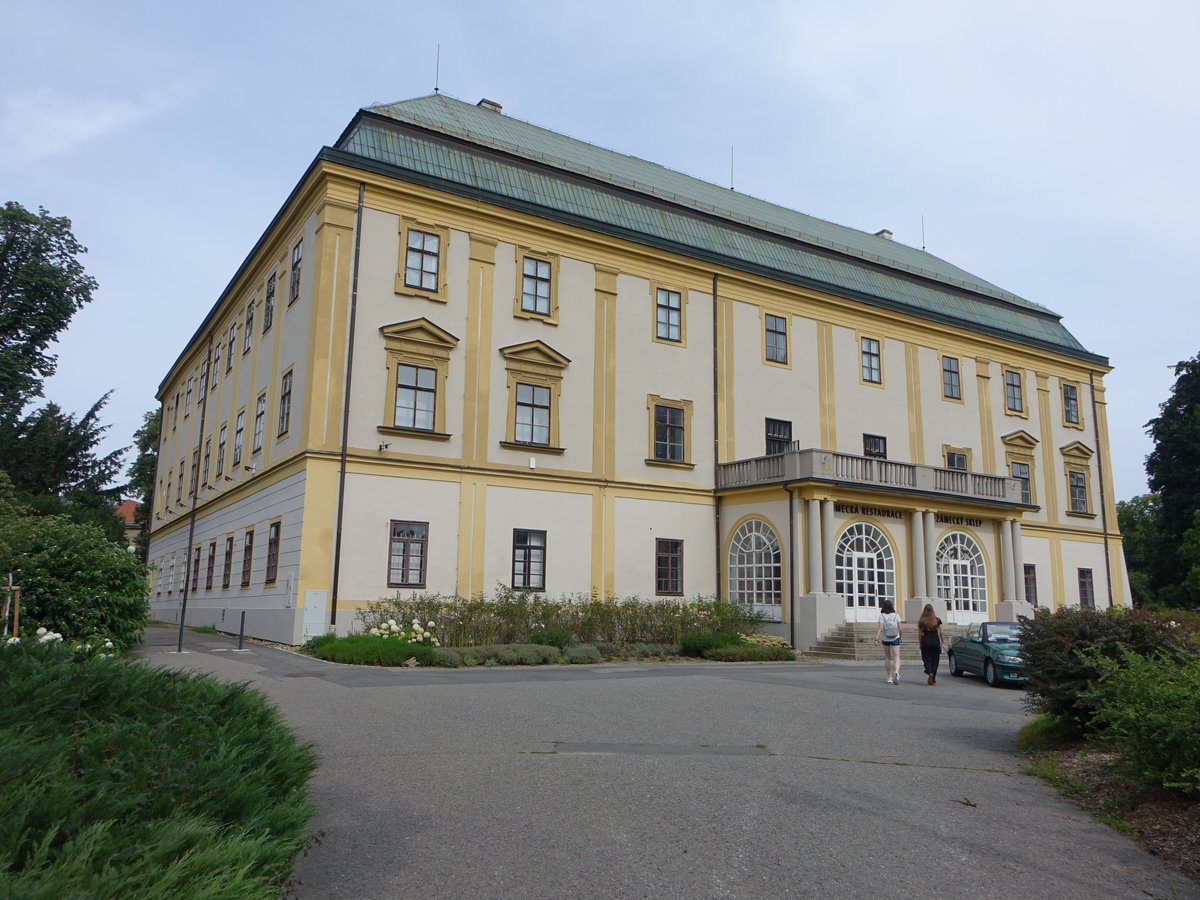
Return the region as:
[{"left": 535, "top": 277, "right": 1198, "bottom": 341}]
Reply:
[
  {"left": 329, "top": 182, "right": 366, "bottom": 627},
  {"left": 176, "top": 337, "right": 214, "bottom": 652},
  {"left": 1089, "top": 372, "right": 1115, "bottom": 608},
  {"left": 711, "top": 273, "right": 722, "bottom": 600}
]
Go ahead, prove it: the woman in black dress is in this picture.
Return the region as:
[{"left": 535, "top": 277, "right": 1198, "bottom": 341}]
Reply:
[{"left": 917, "top": 603, "right": 946, "bottom": 685}]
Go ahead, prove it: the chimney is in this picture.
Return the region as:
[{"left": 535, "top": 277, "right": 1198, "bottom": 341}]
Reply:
[
  {"left": 874, "top": 229, "right": 893, "bottom": 240},
  {"left": 477, "top": 98, "right": 503, "bottom": 113}
]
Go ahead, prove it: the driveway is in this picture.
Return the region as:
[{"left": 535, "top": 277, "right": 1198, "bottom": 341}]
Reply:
[{"left": 134, "top": 626, "right": 1199, "bottom": 899}]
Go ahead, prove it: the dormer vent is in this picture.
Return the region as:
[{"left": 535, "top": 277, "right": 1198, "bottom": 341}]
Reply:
[{"left": 477, "top": 98, "right": 503, "bottom": 112}]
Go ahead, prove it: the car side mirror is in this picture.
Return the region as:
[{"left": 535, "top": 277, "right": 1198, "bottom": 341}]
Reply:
[{"left": 969, "top": 636, "right": 982, "bottom": 644}]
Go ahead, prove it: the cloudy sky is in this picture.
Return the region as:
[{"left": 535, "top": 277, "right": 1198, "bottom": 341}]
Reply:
[{"left": 2, "top": 0, "right": 1196, "bottom": 501}]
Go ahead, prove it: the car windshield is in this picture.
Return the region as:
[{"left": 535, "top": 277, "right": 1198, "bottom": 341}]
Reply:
[{"left": 984, "top": 623, "right": 1018, "bottom": 643}]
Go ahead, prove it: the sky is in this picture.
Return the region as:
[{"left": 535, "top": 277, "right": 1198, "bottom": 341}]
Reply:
[{"left": 2, "top": 0, "right": 1197, "bottom": 502}]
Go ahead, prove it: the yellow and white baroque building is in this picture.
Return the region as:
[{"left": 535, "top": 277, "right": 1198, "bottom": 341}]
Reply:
[{"left": 148, "top": 94, "right": 1129, "bottom": 645}]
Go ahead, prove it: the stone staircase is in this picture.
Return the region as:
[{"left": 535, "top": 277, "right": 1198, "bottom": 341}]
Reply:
[{"left": 805, "top": 621, "right": 967, "bottom": 661}]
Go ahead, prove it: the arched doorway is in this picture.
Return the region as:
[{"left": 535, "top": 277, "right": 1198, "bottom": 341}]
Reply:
[
  {"left": 727, "top": 518, "right": 783, "bottom": 621},
  {"left": 835, "top": 523, "right": 896, "bottom": 622},
  {"left": 936, "top": 531, "right": 988, "bottom": 624}
]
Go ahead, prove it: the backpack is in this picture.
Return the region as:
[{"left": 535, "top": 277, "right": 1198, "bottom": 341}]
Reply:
[{"left": 882, "top": 615, "right": 899, "bottom": 640}]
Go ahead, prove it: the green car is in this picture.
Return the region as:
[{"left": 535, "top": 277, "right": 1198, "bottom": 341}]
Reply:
[{"left": 946, "top": 621, "right": 1026, "bottom": 687}]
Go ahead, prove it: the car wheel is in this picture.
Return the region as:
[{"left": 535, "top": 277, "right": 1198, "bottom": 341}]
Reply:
[
  {"left": 947, "top": 651, "right": 962, "bottom": 677},
  {"left": 984, "top": 659, "right": 1000, "bottom": 687}
]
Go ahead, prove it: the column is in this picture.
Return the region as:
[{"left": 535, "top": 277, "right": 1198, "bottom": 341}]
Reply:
[
  {"left": 924, "top": 511, "right": 938, "bottom": 600},
  {"left": 1011, "top": 520, "right": 1026, "bottom": 603},
  {"left": 911, "top": 510, "right": 926, "bottom": 596},
  {"left": 807, "top": 499, "right": 823, "bottom": 594},
  {"left": 1000, "top": 518, "right": 1016, "bottom": 603},
  {"left": 822, "top": 499, "right": 836, "bottom": 593}
]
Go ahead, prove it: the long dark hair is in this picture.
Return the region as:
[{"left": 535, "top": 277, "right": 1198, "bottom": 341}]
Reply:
[
  {"left": 879, "top": 600, "right": 895, "bottom": 615},
  {"left": 918, "top": 602, "right": 938, "bottom": 631}
]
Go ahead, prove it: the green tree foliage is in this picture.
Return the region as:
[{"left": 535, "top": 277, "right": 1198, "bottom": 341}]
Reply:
[
  {"left": 1116, "top": 493, "right": 1163, "bottom": 605},
  {"left": 0, "top": 202, "right": 97, "bottom": 418},
  {"left": 1145, "top": 353, "right": 1200, "bottom": 607},
  {"left": 124, "top": 409, "right": 160, "bottom": 560}
]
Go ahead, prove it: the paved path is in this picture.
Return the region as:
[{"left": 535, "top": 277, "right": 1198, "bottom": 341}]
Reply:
[{"left": 134, "top": 626, "right": 1199, "bottom": 899}]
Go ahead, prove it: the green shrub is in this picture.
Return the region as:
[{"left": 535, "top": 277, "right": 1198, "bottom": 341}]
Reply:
[
  {"left": 311, "top": 634, "right": 437, "bottom": 667},
  {"left": 564, "top": 644, "right": 602, "bottom": 664},
  {"left": 1020, "top": 607, "right": 1186, "bottom": 736},
  {"left": 432, "top": 648, "right": 463, "bottom": 667},
  {"left": 0, "top": 640, "right": 315, "bottom": 898},
  {"left": 703, "top": 643, "right": 795, "bottom": 662},
  {"left": 531, "top": 626, "right": 572, "bottom": 649},
  {"left": 1080, "top": 648, "right": 1200, "bottom": 793},
  {"left": 679, "top": 631, "right": 741, "bottom": 657},
  {"left": 299, "top": 632, "right": 338, "bottom": 655}
]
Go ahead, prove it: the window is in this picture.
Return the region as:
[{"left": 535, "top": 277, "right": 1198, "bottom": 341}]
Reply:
[
  {"left": 289, "top": 240, "right": 302, "bottom": 304},
  {"left": 212, "top": 341, "right": 221, "bottom": 382},
  {"left": 1012, "top": 461, "right": 1032, "bottom": 504},
  {"left": 1005, "top": 369, "right": 1024, "bottom": 413},
  {"left": 222, "top": 536, "right": 234, "bottom": 589},
  {"left": 216, "top": 425, "right": 227, "bottom": 477},
  {"left": 244, "top": 302, "right": 254, "bottom": 353},
  {"left": 512, "top": 529, "right": 546, "bottom": 590},
  {"left": 765, "top": 418, "right": 792, "bottom": 455},
  {"left": 388, "top": 521, "right": 428, "bottom": 587},
  {"left": 1069, "top": 470, "right": 1089, "bottom": 513},
  {"left": 176, "top": 460, "right": 184, "bottom": 503},
  {"left": 1078, "top": 568, "right": 1095, "bottom": 608},
  {"left": 860, "top": 337, "right": 881, "bottom": 384},
  {"left": 765, "top": 313, "right": 787, "bottom": 364},
  {"left": 837, "top": 522, "right": 896, "bottom": 614},
  {"left": 241, "top": 529, "right": 254, "bottom": 587},
  {"left": 233, "top": 411, "right": 244, "bottom": 466},
  {"left": 514, "top": 383, "right": 551, "bottom": 445},
  {"left": 655, "top": 288, "right": 682, "bottom": 342},
  {"left": 202, "top": 439, "right": 211, "bottom": 488},
  {"left": 404, "top": 229, "right": 440, "bottom": 291},
  {"left": 395, "top": 365, "right": 436, "bottom": 431},
  {"left": 173, "top": 392, "right": 180, "bottom": 429},
  {"left": 227, "top": 323, "right": 236, "bottom": 371},
  {"left": 189, "top": 449, "right": 200, "bottom": 494},
  {"left": 1024, "top": 564, "right": 1038, "bottom": 606},
  {"left": 205, "top": 542, "right": 216, "bottom": 591},
  {"left": 655, "top": 539, "right": 684, "bottom": 595},
  {"left": 946, "top": 451, "right": 968, "bottom": 471},
  {"left": 263, "top": 274, "right": 275, "bottom": 332},
  {"left": 265, "top": 521, "right": 280, "bottom": 584},
  {"left": 252, "top": 393, "right": 266, "bottom": 453},
  {"left": 166, "top": 471, "right": 173, "bottom": 509},
  {"left": 729, "top": 519, "right": 782, "bottom": 617},
  {"left": 190, "top": 545, "right": 201, "bottom": 592},
  {"left": 278, "top": 370, "right": 292, "bottom": 436},
  {"left": 198, "top": 361, "right": 209, "bottom": 395},
  {"left": 184, "top": 378, "right": 193, "bottom": 417},
  {"left": 942, "top": 356, "right": 961, "bottom": 399},
  {"left": 863, "top": 434, "right": 887, "bottom": 459},
  {"left": 1063, "top": 383, "right": 1081, "bottom": 425},
  {"left": 653, "top": 404, "right": 685, "bottom": 462},
  {"left": 521, "top": 257, "right": 552, "bottom": 316}
]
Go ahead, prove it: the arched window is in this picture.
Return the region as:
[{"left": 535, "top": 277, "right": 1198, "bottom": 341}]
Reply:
[
  {"left": 728, "top": 519, "right": 782, "bottom": 618},
  {"left": 835, "top": 523, "right": 895, "bottom": 612},
  {"left": 936, "top": 531, "right": 987, "bottom": 614}
]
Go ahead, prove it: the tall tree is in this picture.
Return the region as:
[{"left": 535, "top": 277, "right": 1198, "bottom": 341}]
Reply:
[
  {"left": 125, "top": 408, "right": 160, "bottom": 560},
  {"left": 1144, "top": 353, "right": 1200, "bottom": 606},
  {"left": 1116, "top": 493, "right": 1163, "bottom": 606},
  {"left": 0, "top": 202, "right": 97, "bottom": 418}
]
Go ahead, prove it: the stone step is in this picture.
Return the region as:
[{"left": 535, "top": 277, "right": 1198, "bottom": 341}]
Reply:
[{"left": 805, "top": 621, "right": 966, "bottom": 661}]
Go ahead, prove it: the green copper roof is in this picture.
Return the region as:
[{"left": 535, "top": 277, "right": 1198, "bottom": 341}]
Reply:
[{"left": 331, "top": 94, "right": 1102, "bottom": 362}]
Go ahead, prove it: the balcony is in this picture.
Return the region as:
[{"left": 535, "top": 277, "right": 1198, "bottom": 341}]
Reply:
[{"left": 716, "top": 446, "right": 1024, "bottom": 506}]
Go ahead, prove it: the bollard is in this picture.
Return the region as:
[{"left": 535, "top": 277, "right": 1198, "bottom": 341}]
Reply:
[{"left": 238, "top": 610, "right": 246, "bottom": 650}]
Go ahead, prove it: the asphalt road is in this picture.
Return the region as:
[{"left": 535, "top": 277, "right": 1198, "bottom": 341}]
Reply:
[{"left": 134, "top": 626, "right": 1199, "bottom": 899}]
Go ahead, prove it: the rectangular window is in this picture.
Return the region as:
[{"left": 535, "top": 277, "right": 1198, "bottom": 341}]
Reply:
[
  {"left": 1078, "top": 568, "right": 1095, "bottom": 608},
  {"left": 173, "top": 392, "right": 180, "bottom": 429},
  {"left": 233, "top": 412, "right": 245, "bottom": 466},
  {"left": 765, "top": 418, "right": 792, "bottom": 455},
  {"left": 202, "top": 439, "right": 211, "bottom": 488},
  {"left": 253, "top": 393, "right": 266, "bottom": 453},
  {"left": 241, "top": 529, "right": 254, "bottom": 587},
  {"left": 216, "top": 425, "right": 227, "bottom": 477},
  {"left": 184, "top": 378, "right": 193, "bottom": 417},
  {"left": 514, "top": 383, "right": 551, "bottom": 445},
  {"left": 765, "top": 314, "right": 787, "bottom": 363},
  {"left": 946, "top": 451, "right": 968, "bottom": 470},
  {"left": 1005, "top": 369, "right": 1024, "bottom": 412},
  {"left": 1069, "top": 470, "right": 1089, "bottom": 513},
  {"left": 1063, "top": 383, "right": 1080, "bottom": 424},
  {"left": 388, "top": 520, "right": 428, "bottom": 587},
  {"left": 205, "top": 542, "right": 216, "bottom": 591},
  {"left": 278, "top": 370, "right": 292, "bottom": 436},
  {"left": 176, "top": 460, "right": 184, "bottom": 503},
  {"left": 396, "top": 364, "right": 436, "bottom": 431},
  {"left": 1011, "top": 461, "right": 1031, "bottom": 504},
  {"left": 198, "top": 360, "right": 209, "bottom": 395},
  {"left": 265, "top": 521, "right": 280, "bottom": 584},
  {"left": 166, "top": 472, "right": 173, "bottom": 508},
  {"left": 227, "top": 323, "right": 236, "bottom": 371},
  {"left": 653, "top": 404, "right": 685, "bottom": 462},
  {"left": 289, "top": 240, "right": 302, "bottom": 304},
  {"left": 263, "top": 274, "right": 276, "bottom": 332},
  {"left": 222, "top": 536, "right": 234, "bottom": 589},
  {"left": 942, "top": 356, "right": 961, "bottom": 399},
  {"left": 521, "top": 257, "right": 552, "bottom": 315},
  {"left": 512, "top": 529, "right": 546, "bottom": 591},
  {"left": 212, "top": 341, "right": 221, "bottom": 381},
  {"left": 1024, "top": 563, "right": 1038, "bottom": 606},
  {"left": 655, "top": 288, "right": 682, "bottom": 342},
  {"left": 655, "top": 538, "right": 684, "bottom": 596},
  {"left": 404, "top": 229, "right": 440, "bottom": 291},
  {"left": 190, "top": 545, "right": 201, "bottom": 592},
  {"left": 244, "top": 302, "right": 254, "bottom": 353},
  {"left": 863, "top": 434, "right": 887, "bottom": 459},
  {"left": 861, "top": 337, "right": 882, "bottom": 383},
  {"left": 189, "top": 448, "right": 200, "bottom": 494}
]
